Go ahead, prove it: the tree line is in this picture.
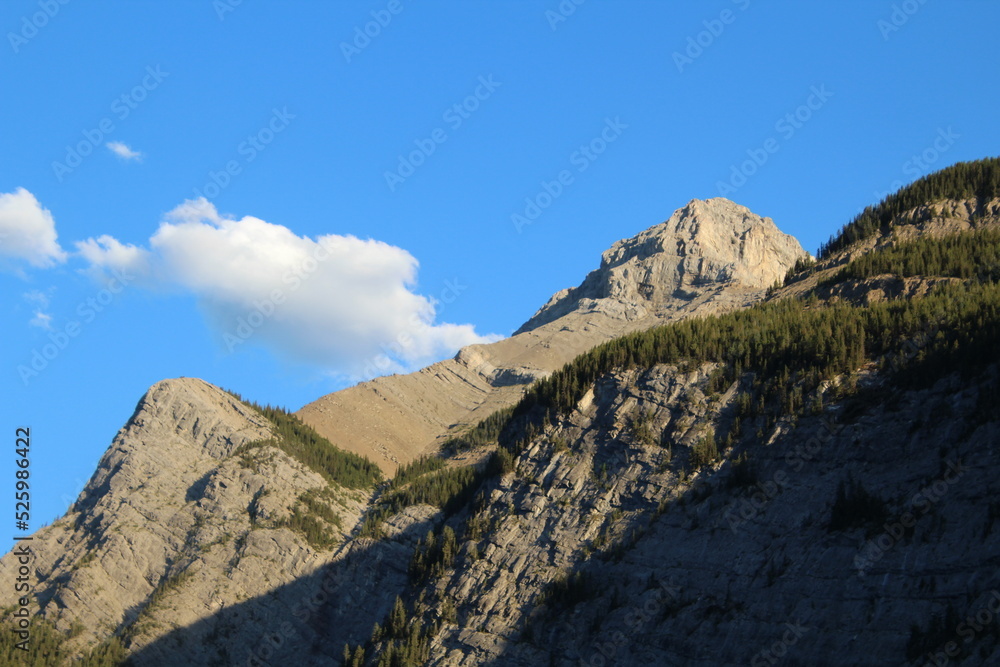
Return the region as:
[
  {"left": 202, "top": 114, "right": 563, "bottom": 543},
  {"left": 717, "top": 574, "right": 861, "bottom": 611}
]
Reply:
[
  {"left": 818, "top": 156, "right": 1000, "bottom": 258},
  {"left": 226, "top": 392, "right": 384, "bottom": 490},
  {"left": 823, "top": 227, "right": 1000, "bottom": 285}
]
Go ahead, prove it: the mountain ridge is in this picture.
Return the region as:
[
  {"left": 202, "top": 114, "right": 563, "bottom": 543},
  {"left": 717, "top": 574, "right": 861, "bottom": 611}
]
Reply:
[
  {"left": 5, "top": 159, "right": 1000, "bottom": 665},
  {"left": 297, "top": 197, "right": 806, "bottom": 474}
]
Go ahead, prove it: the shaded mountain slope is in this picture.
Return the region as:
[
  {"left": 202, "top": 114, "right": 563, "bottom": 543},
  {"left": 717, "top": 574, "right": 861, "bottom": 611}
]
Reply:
[{"left": 6, "top": 161, "right": 1000, "bottom": 666}]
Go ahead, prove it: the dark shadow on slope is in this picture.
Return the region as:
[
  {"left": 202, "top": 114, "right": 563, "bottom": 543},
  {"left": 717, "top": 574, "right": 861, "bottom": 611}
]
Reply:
[
  {"left": 124, "top": 514, "right": 434, "bottom": 666},
  {"left": 185, "top": 471, "right": 214, "bottom": 503},
  {"left": 481, "top": 365, "right": 1000, "bottom": 666}
]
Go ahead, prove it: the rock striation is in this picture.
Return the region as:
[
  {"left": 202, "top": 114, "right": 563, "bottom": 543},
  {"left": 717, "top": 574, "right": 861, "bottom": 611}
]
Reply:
[
  {"left": 0, "top": 378, "right": 367, "bottom": 661},
  {"left": 516, "top": 197, "right": 806, "bottom": 333}
]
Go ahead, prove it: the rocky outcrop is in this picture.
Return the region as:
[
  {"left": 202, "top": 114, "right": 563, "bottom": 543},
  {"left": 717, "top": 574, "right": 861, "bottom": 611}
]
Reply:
[
  {"left": 516, "top": 197, "right": 807, "bottom": 333},
  {"left": 416, "top": 361, "right": 1000, "bottom": 665},
  {"left": 18, "top": 193, "right": 1000, "bottom": 665},
  {"left": 0, "top": 378, "right": 367, "bottom": 661},
  {"left": 298, "top": 198, "right": 807, "bottom": 473}
]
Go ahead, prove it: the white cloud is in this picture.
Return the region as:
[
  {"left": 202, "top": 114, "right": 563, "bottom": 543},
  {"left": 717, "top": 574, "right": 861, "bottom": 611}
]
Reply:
[
  {"left": 106, "top": 141, "right": 142, "bottom": 161},
  {"left": 80, "top": 198, "right": 499, "bottom": 376},
  {"left": 29, "top": 310, "right": 52, "bottom": 330},
  {"left": 75, "top": 235, "right": 152, "bottom": 284},
  {"left": 0, "top": 188, "right": 68, "bottom": 270},
  {"left": 23, "top": 289, "right": 51, "bottom": 308},
  {"left": 24, "top": 289, "right": 55, "bottom": 329}
]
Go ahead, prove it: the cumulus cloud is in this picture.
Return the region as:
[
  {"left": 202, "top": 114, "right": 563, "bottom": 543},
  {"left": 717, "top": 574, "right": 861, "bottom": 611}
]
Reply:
[
  {"left": 106, "top": 141, "right": 142, "bottom": 161},
  {"left": 0, "top": 188, "right": 68, "bottom": 270},
  {"left": 75, "top": 235, "right": 152, "bottom": 284},
  {"left": 80, "top": 198, "right": 499, "bottom": 376}
]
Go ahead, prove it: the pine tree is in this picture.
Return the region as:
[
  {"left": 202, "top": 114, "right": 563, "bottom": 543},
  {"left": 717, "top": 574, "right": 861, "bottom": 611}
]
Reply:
[{"left": 389, "top": 596, "right": 407, "bottom": 638}]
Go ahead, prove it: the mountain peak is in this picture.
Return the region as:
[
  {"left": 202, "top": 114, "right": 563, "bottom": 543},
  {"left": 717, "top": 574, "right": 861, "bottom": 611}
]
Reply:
[
  {"left": 122, "top": 377, "right": 273, "bottom": 460},
  {"left": 515, "top": 198, "right": 806, "bottom": 334}
]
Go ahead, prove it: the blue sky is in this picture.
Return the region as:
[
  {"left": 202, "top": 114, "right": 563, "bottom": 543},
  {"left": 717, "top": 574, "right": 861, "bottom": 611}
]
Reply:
[{"left": 1, "top": 0, "right": 997, "bottom": 532}]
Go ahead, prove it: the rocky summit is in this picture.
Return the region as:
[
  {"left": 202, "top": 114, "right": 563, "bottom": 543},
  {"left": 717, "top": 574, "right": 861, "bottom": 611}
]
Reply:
[
  {"left": 4, "top": 157, "right": 1000, "bottom": 666},
  {"left": 297, "top": 197, "right": 807, "bottom": 474},
  {"left": 515, "top": 197, "right": 805, "bottom": 333}
]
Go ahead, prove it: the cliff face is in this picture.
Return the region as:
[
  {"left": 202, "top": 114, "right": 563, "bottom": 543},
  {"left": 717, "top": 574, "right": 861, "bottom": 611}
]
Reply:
[
  {"left": 414, "top": 361, "right": 999, "bottom": 665},
  {"left": 104, "top": 351, "right": 1000, "bottom": 666},
  {"left": 6, "top": 187, "right": 1000, "bottom": 666},
  {"left": 516, "top": 197, "right": 806, "bottom": 333},
  {"left": 297, "top": 198, "right": 807, "bottom": 474},
  {"left": 0, "top": 378, "right": 370, "bottom": 662}
]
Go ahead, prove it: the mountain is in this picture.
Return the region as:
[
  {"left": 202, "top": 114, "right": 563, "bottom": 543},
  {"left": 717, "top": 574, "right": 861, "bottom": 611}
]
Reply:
[
  {"left": 296, "top": 197, "right": 806, "bottom": 473},
  {"left": 3, "top": 158, "right": 1000, "bottom": 666},
  {"left": 0, "top": 378, "right": 380, "bottom": 663}
]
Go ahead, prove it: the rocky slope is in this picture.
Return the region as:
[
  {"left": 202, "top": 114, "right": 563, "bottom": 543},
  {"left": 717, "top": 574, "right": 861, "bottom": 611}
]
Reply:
[
  {"left": 777, "top": 196, "right": 1000, "bottom": 303},
  {"left": 0, "top": 378, "right": 370, "bottom": 662},
  {"left": 414, "top": 361, "right": 999, "bottom": 665},
  {"left": 297, "top": 198, "right": 806, "bottom": 474},
  {"left": 5, "top": 159, "right": 1000, "bottom": 666},
  {"left": 122, "top": 289, "right": 1000, "bottom": 666},
  {"left": 515, "top": 197, "right": 804, "bottom": 332},
  {"left": 0, "top": 196, "right": 807, "bottom": 666}
]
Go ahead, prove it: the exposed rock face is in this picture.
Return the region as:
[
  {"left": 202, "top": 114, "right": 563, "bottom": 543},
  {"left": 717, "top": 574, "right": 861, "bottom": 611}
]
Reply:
[
  {"left": 298, "top": 198, "right": 807, "bottom": 473},
  {"left": 38, "top": 194, "right": 1000, "bottom": 666},
  {"left": 0, "top": 378, "right": 367, "bottom": 661},
  {"left": 416, "top": 362, "right": 1000, "bottom": 665},
  {"left": 516, "top": 197, "right": 807, "bottom": 333},
  {"left": 775, "top": 197, "right": 1000, "bottom": 303},
  {"left": 0, "top": 197, "right": 812, "bottom": 665},
  {"left": 72, "top": 359, "right": 1000, "bottom": 666}
]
